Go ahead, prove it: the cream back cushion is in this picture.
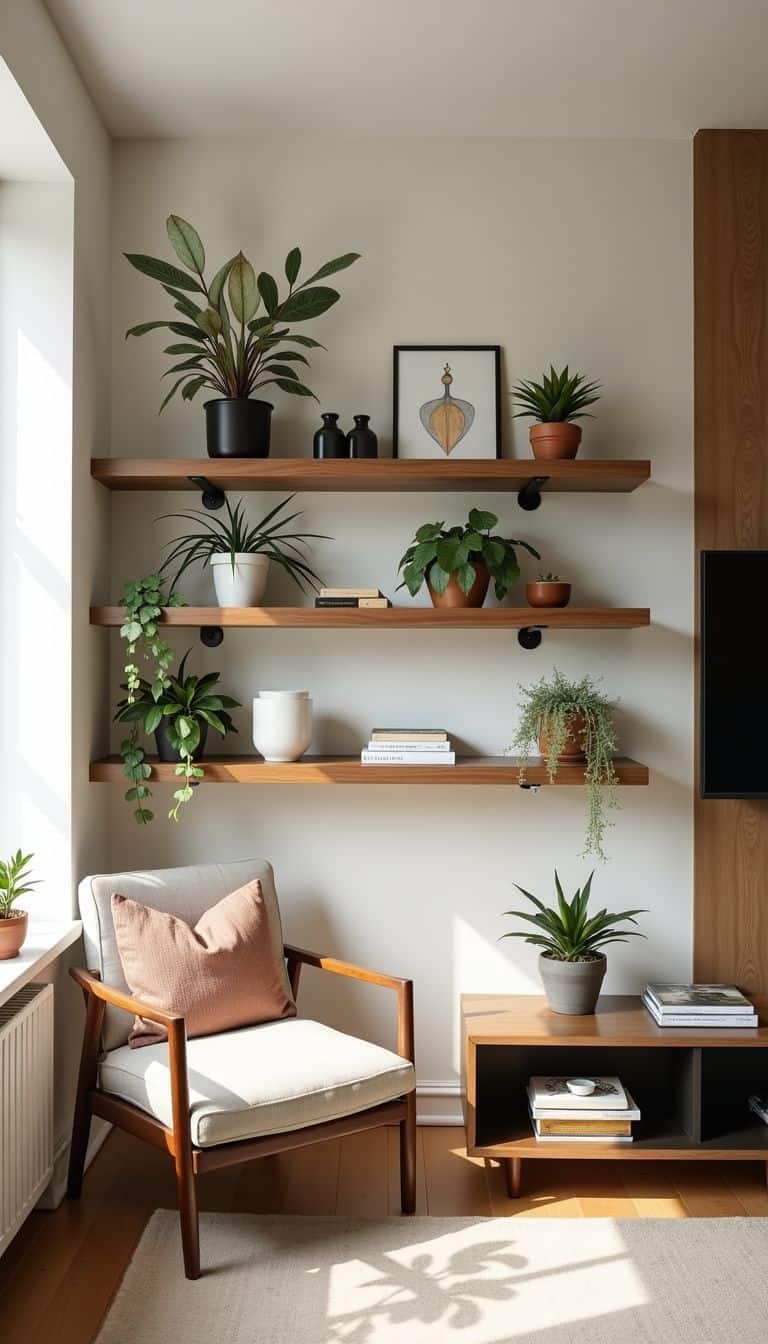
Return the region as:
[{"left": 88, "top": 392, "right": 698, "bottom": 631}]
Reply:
[{"left": 78, "top": 859, "right": 282, "bottom": 1050}]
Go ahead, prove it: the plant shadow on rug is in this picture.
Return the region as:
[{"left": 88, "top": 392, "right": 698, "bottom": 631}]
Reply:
[{"left": 96, "top": 1210, "right": 768, "bottom": 1344}]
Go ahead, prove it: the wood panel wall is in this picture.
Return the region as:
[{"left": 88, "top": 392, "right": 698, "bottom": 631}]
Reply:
[{"left": 694, "top": 130, "right": 768, "bottom": 994}]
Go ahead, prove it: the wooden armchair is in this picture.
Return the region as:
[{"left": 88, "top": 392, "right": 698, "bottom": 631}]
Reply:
[{"left": 68, "top": 860, "right": 415, "bottom": 1279}]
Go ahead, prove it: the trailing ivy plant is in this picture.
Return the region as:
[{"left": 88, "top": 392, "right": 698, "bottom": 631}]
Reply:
[
  {"left": 119, "top": 574, "right": 187, "bottom": 824},
  {"left": 396, "top": 509, "right": 540, "bottom": 600},
  {"left": 124, "top": 214, "right": 360, "bottom": 410},
  {"left": 511, "top": 670, "right": 619, "bottom": 860}
]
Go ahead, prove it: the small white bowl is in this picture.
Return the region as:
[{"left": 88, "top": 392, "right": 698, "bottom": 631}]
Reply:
[{"left": 566, "top": 1077, "right": 596, "bottom": 1096}]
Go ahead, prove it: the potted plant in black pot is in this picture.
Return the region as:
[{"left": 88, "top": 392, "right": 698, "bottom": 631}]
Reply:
[
  {"left": 397, "top": 509, "right": 540, "bottom": 609},
  {"left": 115, "top": 653, "right": 240, "bottom": 822},
  {"left": 125, "top": 215, "right": 360, "bottom": 458},
  {"left": 500, "top": 871, "right": 646, "bottom": 1014}
]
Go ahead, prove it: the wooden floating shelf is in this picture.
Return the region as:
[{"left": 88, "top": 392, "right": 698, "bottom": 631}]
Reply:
[
  {"left": 89, "top": 755, "right": 649, "bottom": 785},
  {"left": 91, "top": 457, "right": 650, "bottom": 495},
  {"left": 90, "top": 605, "right": 651, "bottom": 631}
]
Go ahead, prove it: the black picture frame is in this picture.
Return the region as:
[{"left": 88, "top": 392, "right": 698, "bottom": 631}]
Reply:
[{"left": 392, "top": 345, "right": 502, "bottom": 459}]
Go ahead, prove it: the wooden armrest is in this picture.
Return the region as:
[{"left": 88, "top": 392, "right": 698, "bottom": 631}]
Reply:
[
  {"left": 69, "top": 966, "right": 185, "bottom": 1030},
  {"left": 283, "top": 944, "right": 414, "bottom": 1063}
]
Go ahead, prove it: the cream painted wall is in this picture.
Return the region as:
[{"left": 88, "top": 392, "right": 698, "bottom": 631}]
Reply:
[{"left": 108, "top": 137, "right": 693, "bottom": 1103}]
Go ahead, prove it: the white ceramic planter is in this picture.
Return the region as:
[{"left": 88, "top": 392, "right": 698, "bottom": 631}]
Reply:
[
  {"left": 253, "top": 690, "right": 312, "bottom": 762},
  {"left": 210, "top": 553, "right": 269, "bottom": 606}
]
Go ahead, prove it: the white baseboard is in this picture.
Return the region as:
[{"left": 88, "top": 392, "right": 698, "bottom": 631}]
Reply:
[
  {"left": 416, "top": 1080, "right": 463, "bottom": 1127},
  {"left": 37, "top": 1118, "right": 111, "bottom": 1210}
]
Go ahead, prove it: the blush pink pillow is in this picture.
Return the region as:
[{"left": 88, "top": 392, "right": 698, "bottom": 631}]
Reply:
[{"left": 111, "top": 880, "right": 296, "bottom": 1048}]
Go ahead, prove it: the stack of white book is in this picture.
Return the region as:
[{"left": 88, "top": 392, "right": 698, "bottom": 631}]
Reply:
[
  {"left": 361, "top": 729, "right": 455, "bottom": 765},
  {"left": 642, "top": 983, "right": 758, "bottom": 1028},
  {"left": 527, "top": 1076, "right": 640, "bottom": 1144}
]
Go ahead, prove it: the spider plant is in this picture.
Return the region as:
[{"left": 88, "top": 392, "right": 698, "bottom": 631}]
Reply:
[
  {"left": 501, "top": 871, "right": 646, "bottom": 962},
  {"left": 160, "top": 494, "right": 329, "bottom": 593},
  {"left": 511, "top": 366, "right": 601, "bottom": 422}
]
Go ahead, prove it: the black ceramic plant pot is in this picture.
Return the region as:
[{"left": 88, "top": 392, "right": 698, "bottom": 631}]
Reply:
[
  {"left": 347, "top": 414, "right": 378, "bottom": 458},
  {"left": 205, "top": 398, "right": 273, "bottom": 459},
  {"left": 154, "top": 719, "right": 209, "bottom": 763},
  {"left": 313, "top": 412, "right": 347, "bottom": 459}
]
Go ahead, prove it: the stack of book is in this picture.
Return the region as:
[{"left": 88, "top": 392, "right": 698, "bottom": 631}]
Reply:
[
  {"left": 527, "top": 1076, "right": 640, "bottom": 1144},
  {"left": 361, "top": 729, "right": 455, "bottom": 765},
  {"left": 642, "top": 983, "right": 758, "bottom": 1028},
  {"left": 314, "top": 587, "right": 391, "bottom": 609}
]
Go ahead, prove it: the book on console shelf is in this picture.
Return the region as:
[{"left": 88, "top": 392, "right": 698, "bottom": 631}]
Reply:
[
  {"left": 644, "top": 984, "right": 755, "bottom": 1014},
  {"left": 642, "top": 993, "right": 758, "bottom": 1028},
  {"left": 527, "top": 1078, "right": 640, "bottom": 1144}
]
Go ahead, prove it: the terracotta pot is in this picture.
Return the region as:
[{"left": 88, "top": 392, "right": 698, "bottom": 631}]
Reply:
[
  {"left": 539, "top": 712, "right": 587, "bottom": 761},
  {"left": 0, "top": 910, "right": 28, "bottom": 960},
  {"left": 526, "top": 581, "right": 571, "bottom": 609},
  {"left": 427, "top": 562, "right": 490, "bottom": 609},
  {"left": 530, "top": 422, "right": 582, "bottom": 461}
]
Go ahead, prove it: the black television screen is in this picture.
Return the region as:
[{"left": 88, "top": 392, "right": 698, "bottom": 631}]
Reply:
[{"left": 701, "top": 549, "right": 768, "bottom": 797}]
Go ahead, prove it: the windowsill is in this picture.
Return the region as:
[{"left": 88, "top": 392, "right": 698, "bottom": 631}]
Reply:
[{"left": 0, "top": 921, "right": 82, "bottom": 1008}]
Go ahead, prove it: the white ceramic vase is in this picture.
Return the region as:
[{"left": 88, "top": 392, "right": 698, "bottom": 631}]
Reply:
[
  {"left": 252, "top": 690, "right": 312, "bottom": 762},
  {"left": 210, "top": 553, "right": 269, "bottom": 606}
]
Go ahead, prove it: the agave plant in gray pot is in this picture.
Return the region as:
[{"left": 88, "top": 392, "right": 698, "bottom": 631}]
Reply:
[
  {"left": 500, "top": 871, "right": 646, "bottom": 1015},
  {"left": 125, "top": 214, "right": 360, "bottom": 458}
]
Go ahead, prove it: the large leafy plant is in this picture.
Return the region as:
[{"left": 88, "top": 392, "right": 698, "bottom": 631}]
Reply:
[
  {"left": 125, "top": 214, "right": 360, "bottom": 411},
  {"left": 512, "top": 365, "right": 601, "bottom": 423},
  {"left": 512, "top": 670, "right": 619, "bottom": 859},
  {"left": 160, "top": 494, "right": 328, "bottom": 593},
  {"left": 116, "top": 653, "right": 240, "bottom": 823},
  {"left": 500, "top": 871, "right": 646, "bottom": 962},
  {"left": 0, "top": 851, "right": 38, "bottom": 920},
  {"left": 397, "top": 509, "right": 540, "bottom": 600}
]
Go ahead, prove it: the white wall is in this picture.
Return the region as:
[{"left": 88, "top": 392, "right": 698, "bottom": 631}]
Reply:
[{"left": 108, "top": 137, "right": 693, "bottom": 1108}]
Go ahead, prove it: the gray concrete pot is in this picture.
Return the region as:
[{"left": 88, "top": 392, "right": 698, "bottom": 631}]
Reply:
[{"left": 539, "top": 952, "right": 606, "bottom": 1014}]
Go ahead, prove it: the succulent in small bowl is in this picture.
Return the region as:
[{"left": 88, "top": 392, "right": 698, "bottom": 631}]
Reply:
[{"left": 526, "top": 571, "right": 571, "bottom": 609}]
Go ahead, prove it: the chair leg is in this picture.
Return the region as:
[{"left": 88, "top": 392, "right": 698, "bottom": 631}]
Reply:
[
  {"left": 67, "top": 991, "right": 104, "bottom": 1199},
  {"left": 176, "top": 1154, "right": 200, "bottom": 1280},
  {"left": 400, "top": 1091, "right": 417, "bottom": 1214}
]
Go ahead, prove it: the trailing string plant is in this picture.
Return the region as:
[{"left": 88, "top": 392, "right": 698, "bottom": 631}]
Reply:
[
  {"left": 160, "top": 494, "right": 328, "bottom": 593},
  {"left": 511, "top": 670, "right": 619, "bottom": 860},
  {"left": 0, "top": 851, "right": 38, "bottom": 920},
  {"left": 396, "top": 508, "right": 540, "bottom": 600},
  {"left": 500, "top": 871, "right": 646, "bottom": 961},
  {"left": 115, "top": 653, "right": 240, "bottom": 823},
  {"left": 511, "top": 365, "right": 601, "bottom": 423},
  {"left": 119, "top": 574, "right": 188, "bottom": 823},
  {"left": 124, "top": 214, "right": 360, "bottom": 410}
]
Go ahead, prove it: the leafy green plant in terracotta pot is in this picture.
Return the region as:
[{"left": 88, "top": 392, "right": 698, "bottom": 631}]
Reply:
[
  {"left": 0, "top": 851, "right": 38, "bottom": 960},
  {"left": 396, "top": 509, "right": 540, "bottom": 609},
  {"left": 500, "top": 870, "right": 646, "bottom": 1014},
  {"left": 125, "top": 214, "right": 360, "bottom": 458},
  {"left": 526, "top": 572, "right": 571, "bottom": 608},
  {"left": 512, "top": 670, "right": 618, "bottom": 858},
  {"left": 511, "top": 365, "right": 601, "bottom": 461}
]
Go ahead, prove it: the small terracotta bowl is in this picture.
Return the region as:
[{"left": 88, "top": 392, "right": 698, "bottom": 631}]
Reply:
[{"left": 526, "top": 581, "right": 571, "bottom": 608}]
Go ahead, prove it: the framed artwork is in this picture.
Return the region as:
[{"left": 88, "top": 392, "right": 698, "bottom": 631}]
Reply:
[{"left": 393, "top": 345, "right": 501, "bottom": 459}]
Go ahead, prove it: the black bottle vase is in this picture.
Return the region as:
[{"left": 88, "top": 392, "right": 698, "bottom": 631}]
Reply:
[
  {"left": 347, "top": 414, "right": 378, "bottom": 458},
  {"left": 313, "top": 413, "right": 347, "bottom": 459}
]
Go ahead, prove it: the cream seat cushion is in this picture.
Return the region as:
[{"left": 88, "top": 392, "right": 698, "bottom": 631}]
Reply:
[{"left": 99, "top": 1017, "right": 415, "bottom": 1148}]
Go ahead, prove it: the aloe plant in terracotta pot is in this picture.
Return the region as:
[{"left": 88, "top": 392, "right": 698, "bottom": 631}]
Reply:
[
  {"left": 500, "top": 871, "right": 647, "bottom": 1015},
  {"left": 0, "top": 850, "right": 38, "bottom": 960},
  {"left": 512, "top": 365, "right": 601, "bottom": 461},
  {"left": 397, "top": 509, "right": 539, "bottom": 609}
]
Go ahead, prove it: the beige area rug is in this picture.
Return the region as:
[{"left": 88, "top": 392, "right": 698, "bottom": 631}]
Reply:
[{"left": 96, "top": 1211, "right": 768, "bottom": 1343}]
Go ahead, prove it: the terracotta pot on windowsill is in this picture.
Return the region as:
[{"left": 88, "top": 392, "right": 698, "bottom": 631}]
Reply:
[
  {"left": 0, "top": 911, "right": 28, "bottom": 960},
  {"left": 427, "top": 562, "right": 490, "bottom": 609},
  {"left": 530, "top": 422, "right": 582, "bottom": 461},
  {"left": 526, "top": 581, "right": 572, "bottom": 608},
  {"left": 538, "top": 712, "right": 587, "bottom": 762}
]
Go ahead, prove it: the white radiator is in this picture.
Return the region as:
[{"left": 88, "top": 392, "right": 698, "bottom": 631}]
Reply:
[{"left": 0, "top": 983, "right": 54, "bottom": 1256}]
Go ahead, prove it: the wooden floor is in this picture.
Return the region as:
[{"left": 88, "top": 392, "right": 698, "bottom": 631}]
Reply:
[{"left": 2, "top": 1126, "right": 768, "bottom": 1344}]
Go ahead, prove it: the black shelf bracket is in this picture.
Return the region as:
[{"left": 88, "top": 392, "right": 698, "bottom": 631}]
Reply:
[
  {"left": 200, "top": 625, "right": 224, "bottom": 648},
  {"left": 188, "top": 476, "right": 226, "bottom": 510},
  {"left": 518, "top": 626, "right": 544, "bottom": 650},
  {"left": 517, "top": 476, "right": 550, "bottom": 511}
]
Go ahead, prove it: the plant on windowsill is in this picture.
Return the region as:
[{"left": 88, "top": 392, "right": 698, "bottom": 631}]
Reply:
[
  {"left": 124, "top": 214, "right": 360, "bottom": 458},
  {"left": 511, "top": 364, "right": 601, "bottom": 461},
  {"left": 115, "top": 652, "right": 240, "bottom": 823},
  {"left": 159, "top": 494, "right": 329, "bottom": 605},
  {"left": 500, "top": 870, "right": 646, "bottom": 1014},
  {"left": 396, "top": 509, "right": 540, "bottom": 610},
  {"left": 0, "top": 850, "right": 38, "bottom": 960},
  {"left": 511, "top": 670, "right": 619, "bottom": 859}
]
